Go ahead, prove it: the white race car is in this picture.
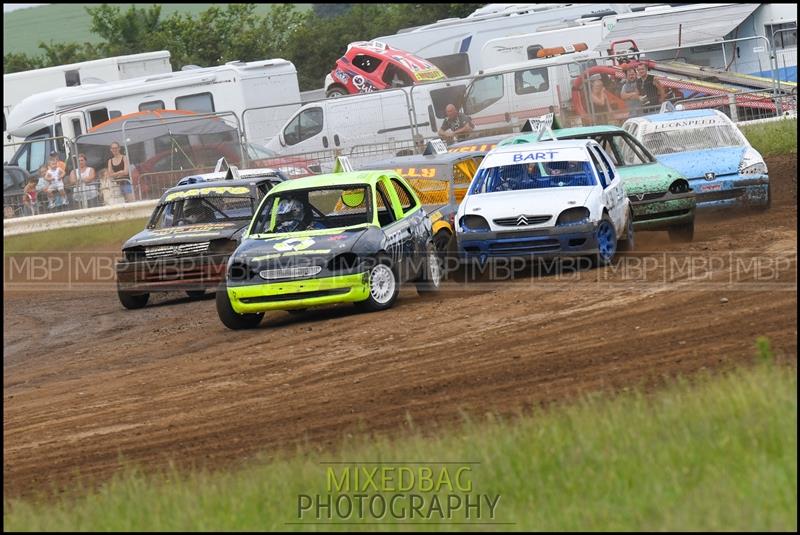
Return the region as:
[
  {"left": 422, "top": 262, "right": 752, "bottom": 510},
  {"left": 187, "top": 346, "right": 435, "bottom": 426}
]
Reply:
[{"left": 455, "top": 139, "right": 634, "bottom": 266}]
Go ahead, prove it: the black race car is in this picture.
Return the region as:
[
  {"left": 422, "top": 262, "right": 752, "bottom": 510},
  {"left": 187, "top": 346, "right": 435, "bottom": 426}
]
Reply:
[{"left": 116, "top": 172, "right": 283, "bottom": 309}]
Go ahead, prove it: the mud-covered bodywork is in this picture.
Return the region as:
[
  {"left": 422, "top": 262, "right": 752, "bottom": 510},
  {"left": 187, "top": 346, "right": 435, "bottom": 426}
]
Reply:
[
  {"left": 500, "top": 126, "right": 696, "bottom": 231},
  {"left": 223, "top": 171, "right": 435, "bottom": 314},
  {"left": 116, "top": 177, "right": 282, "bottom": 298},
  {"left": 359, "top": 151, "right": 485, "bottom": 250},
  {"left": 623, "top": 109, "right": 769, "bottom": 209}
]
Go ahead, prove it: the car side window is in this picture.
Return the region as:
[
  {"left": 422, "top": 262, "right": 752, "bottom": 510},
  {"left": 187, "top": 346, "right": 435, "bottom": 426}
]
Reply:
[
  {"left": 283, "top": 107, "right": 324, "bottom": 146},
  {"left": 390, "top": 177, "right": 418, "bottom": 214},
  {"left": 588, "top": 148, "right": 609, "bottom": 188},
  {"left": 352, "top": 54, "right": 382, "bottom": 74},
  {"left": 375, "top": 181, "right": 396, "bottom": 227}
]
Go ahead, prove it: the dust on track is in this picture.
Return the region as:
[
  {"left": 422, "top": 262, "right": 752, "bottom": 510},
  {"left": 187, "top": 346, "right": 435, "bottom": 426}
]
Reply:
[{"left": 4, "top": 155, "right": 797, "bottom": 500}]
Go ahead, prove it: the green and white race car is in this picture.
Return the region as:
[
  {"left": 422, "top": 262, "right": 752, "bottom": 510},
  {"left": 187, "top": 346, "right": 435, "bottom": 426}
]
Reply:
[{"left": 216, "top": 171, "right": 442, "bottom": 329}]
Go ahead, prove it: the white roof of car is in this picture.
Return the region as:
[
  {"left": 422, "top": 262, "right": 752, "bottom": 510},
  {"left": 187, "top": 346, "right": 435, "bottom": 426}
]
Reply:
[{"left": 482, "top": 139, "right": 594, "bottom": 168}]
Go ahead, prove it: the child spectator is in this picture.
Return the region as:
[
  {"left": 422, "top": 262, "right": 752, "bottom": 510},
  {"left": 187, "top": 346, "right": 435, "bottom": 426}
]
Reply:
[
  {"left": 44, "top": 155, "right": 67, "bottom": 208},
  {"left": 22, "top": 175, "right": 38, "bottom": 216}
]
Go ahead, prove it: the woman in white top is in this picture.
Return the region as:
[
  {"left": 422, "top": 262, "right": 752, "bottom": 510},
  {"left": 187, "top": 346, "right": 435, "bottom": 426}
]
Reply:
[{"left": 68, "top": 153, "right": 99, "bottom": 207}]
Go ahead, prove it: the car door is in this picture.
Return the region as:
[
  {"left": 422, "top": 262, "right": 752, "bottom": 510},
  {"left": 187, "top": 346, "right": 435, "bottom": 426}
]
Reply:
[
  {"left": 590, "top": 145, "right": 626, "bottom": 232},
  {"left": 376, "top": 176, "right": 419, "bottom": 281}
]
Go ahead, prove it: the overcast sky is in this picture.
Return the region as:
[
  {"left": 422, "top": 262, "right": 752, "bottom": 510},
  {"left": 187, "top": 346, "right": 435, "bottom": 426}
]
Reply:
[{"left": 4, "top": 4, "right": 49, "bottom": 12}]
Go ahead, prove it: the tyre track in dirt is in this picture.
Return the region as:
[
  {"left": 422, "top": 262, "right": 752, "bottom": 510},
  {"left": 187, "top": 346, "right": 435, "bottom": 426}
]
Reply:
[{"left": 3, "top": 155, "right": 797, "bottom": 499}]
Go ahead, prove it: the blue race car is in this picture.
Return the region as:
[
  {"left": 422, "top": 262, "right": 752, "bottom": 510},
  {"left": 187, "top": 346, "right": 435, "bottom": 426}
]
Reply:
[{"left": 622, "top": 109, "right": 770, "bottom": 209}]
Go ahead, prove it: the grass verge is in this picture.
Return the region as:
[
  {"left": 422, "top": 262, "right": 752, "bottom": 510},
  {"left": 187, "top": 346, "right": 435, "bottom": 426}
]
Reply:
[
  {"left": 741, "top": 118, "right": 797, "bottom": 157},
  {"left": 3, "top": 218, "right": 148, "bottom": 255},
  {"left": 4, "top": 362, "right": 796, "bottom": 531}
]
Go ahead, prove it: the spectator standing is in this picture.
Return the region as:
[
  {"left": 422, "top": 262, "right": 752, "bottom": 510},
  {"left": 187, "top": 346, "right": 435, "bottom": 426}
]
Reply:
[
  {"left": 438, "top": 104, "right": 475, "bottom": 142},
  {"left": 589, "top": 74, "right": 613, "bottom": 122},
  {"left": 107, "top": 141, "right": 134, "bottom": 202},
  {"left": 69, "top": 153, "right": 99, "bottom": 208},
  {"left": 620, "top": 66, "right": 643, "bottom": 118},
  {"left": 636, "top": 63, "right": 664, "bottom": 112}
]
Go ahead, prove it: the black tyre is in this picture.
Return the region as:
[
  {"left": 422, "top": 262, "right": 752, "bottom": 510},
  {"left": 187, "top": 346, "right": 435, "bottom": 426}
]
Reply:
[
  {"left": 216, "top": 284, "right": 264, "bottom": 330},
  {"left": 185, "top": 290, "right": 207, "bottom": 299},
  {"left": 355, "top": 256, "right": 399, "bottom": 312},
  {"left": 618, "top": 208, "right": 635, "bottom": 252},
  {"left": 751, "top": 181, "right": 771, "bottom": 211},
  {"left": 416, "top": 242, "right": 443, "bottom": 294},
  {"left": 326, "top": 85, "right": 348, "bottom": 98},
  {"left": 118, "top": 289, "right": 149, "bottom": 310},
  {"left": 668, "top": 220, "right": 695, "bottom": 243},
  {"left": 589, "top": 214, "right": 619, "bottom": 268}
]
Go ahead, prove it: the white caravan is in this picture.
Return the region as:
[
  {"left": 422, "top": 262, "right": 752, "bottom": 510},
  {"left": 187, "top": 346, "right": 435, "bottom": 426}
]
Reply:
[
  {"left": 5, "top": 59, "right": 301, "bottom": 174},
  {"left": 3, "top": 51, "right": 172, "bottom": 160}
]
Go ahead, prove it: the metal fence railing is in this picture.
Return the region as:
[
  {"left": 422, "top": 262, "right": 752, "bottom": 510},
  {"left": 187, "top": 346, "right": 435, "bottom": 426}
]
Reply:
[{"left": 4, "top": 36, "right": 794, "bottom": 220}]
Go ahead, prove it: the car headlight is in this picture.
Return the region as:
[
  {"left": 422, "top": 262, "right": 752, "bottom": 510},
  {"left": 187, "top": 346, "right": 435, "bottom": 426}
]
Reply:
[
  {"left": 556, "top": 207, "right": 590, "bottom": 226},
  {"left": 669, "top": 179, "right": 690, "bottom": 194},
  {"left": 739, "top": 149, "right": 768, "bottom": 176},
  {"left": 459, "top": 214, "right": 490, "bottom": 232}
]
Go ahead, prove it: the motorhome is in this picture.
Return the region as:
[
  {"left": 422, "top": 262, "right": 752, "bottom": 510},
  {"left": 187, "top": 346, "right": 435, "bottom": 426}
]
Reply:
[
  {"left": 480, "top": 20, "right": 605, "bottom": 69},
  {"left": 5, "top": 59, "right": 301, "bottom": 175},
  {"left": 3, "top": 51, "right": 173, "bottom": 160},
  {"left": 372, "top": 3, "right": 639, "bottom": 76}
]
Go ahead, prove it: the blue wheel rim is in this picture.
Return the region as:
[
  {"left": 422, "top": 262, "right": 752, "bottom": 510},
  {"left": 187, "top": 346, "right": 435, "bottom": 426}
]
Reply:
[{"left": 597, "top": 221, "right": 616, "bottom": 261}]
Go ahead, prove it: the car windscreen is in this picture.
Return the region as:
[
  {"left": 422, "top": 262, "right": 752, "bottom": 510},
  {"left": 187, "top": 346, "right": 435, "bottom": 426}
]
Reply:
[
  {"left": 641, "top": 125, "right": 745, "bottom": 155},
  {"left": 469, "top": 161, "right": 597, "bottom": 194},
  {"left": 151, "top": 195, "right": 254, "bottom": 228},
  {"left": 251, "top": 185, "right": 372, "bottom": 234}
]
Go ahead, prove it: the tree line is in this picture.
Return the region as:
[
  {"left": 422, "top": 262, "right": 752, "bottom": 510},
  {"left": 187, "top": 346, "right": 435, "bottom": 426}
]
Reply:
[{"left": 3, "top": 3, "right": 483, "bottom": 91}]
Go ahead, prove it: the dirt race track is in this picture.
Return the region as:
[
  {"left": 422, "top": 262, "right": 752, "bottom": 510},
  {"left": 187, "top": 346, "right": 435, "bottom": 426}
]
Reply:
[{"left": 4, "top": 155, "right": 797, "bottom": 499}]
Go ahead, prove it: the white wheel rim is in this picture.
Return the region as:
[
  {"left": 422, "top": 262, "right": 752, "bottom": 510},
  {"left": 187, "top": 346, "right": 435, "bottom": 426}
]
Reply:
[
  {"left": 429, "top": 250, "right": 441, "bottom": 287},
  {"left": 370, "top": 264, "right": 395, "bottom": 304}
]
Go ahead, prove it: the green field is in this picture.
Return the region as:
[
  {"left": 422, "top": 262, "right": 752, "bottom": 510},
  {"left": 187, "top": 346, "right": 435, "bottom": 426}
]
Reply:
[
  {"left": 4, "top": 359, "right": 796, "bottom": 531},
  {"left": 740, "top": 118, "right": 798, "bottom": 157},
  {"left": 3, "top": 4, "right": 312, "bottom": 57}
]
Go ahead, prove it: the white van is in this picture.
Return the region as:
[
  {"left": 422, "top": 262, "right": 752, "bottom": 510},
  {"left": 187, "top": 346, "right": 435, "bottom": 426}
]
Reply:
[
  {"left": 264, "top": 88, "right": 436, "bottom": 164},
  {"left": 461, "top": 51, "right": 601, "bottom": 134}
]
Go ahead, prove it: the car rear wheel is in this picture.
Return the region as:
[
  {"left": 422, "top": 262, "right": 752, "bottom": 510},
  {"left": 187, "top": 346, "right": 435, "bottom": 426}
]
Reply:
[
  {"left": 589, "top": 215, "right": 618, "bottom": 268},
  {"left": 216, "top": 284, "right": 264, "bottom": 330},
  {"left": 618, "top": 208, "right": 635, "bottom": 252},
  {"left": 668, "top": 221, "right": 694, "bottom": 243},
  {"left": 356, "top": 257, "right": 399, "bottom": 312},
  {"left": 416, "top": 242, "right": 443, "bottom": 294},
  {"left": 118, "top": 288, "right": 149, "bottom": 310},
  {"left": 326, "top": 85, "right": 349, "bottom": 98}
]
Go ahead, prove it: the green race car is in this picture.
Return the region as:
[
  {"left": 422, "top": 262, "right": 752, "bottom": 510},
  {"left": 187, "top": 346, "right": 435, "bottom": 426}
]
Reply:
[
  {"left": 499, "top": 125, "right": 697, "bottom": 242},
  {"left": 216, "top": 171, "right": 442, "bottom": 330}
]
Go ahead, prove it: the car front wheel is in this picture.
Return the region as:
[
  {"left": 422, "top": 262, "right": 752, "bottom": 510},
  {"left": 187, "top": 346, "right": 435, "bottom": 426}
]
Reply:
[
  {"left": 118, "top": 288, "right": 149, "bottom": 310},
  {"left": 590, "top": 215, "right": 618, "bottom": 268},
  {"left": 216, "top": 284, "right": 264, "bottom": 329},
  {"left": 326, "top": 85, "right": 349, "bottom": 98},
  {"left": 668, "top": 221, "right": 694, "bottom": 243}
]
